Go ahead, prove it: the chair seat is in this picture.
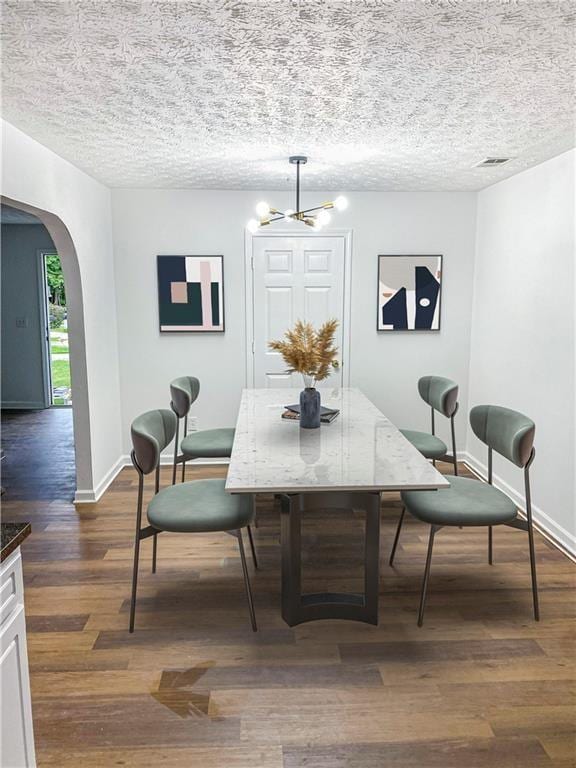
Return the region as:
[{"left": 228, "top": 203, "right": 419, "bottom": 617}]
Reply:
[
  {"left": 181, "top": 428, "right": 235, "bottom": 459},
  {"left": 401, "top": 476, "right": 518, "bottom": 527},
  {"left": 147, "top": 478, "right": 253, "bottom": 533},
  {"left": 400, "top": 429, "right": 447, "bottom": 459}
]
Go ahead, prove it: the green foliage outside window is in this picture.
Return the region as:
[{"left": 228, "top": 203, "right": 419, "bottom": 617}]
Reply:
[
  {"left": 45, "top": 253, "right": 66, "bottom": 306},
  {"left": 49, "top": 303, "right": 66, "bottom": 329}
]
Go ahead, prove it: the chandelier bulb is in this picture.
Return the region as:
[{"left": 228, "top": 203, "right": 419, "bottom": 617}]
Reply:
[
  {"left": 284, "top": 209, "right": 295, "bottom": 221},
  {"left": 317, "top": 209, "right": 331, "bottom": 226},
  {"left": 334, "top": 196, "right": 349, "bottom": 211},
  {"left": 255, "top": 201, "right": 271, "bottom": 218},
  {"left": 246, "top": 219, "right": 260, "bottom": 234}
]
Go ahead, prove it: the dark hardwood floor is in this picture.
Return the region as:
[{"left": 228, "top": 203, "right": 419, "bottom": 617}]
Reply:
[
  {"left": 1, "top": 408, "right": 76, "bottom": 501},
  {"left": 1, "top": 457, "right": 575, "bottom": 767}
]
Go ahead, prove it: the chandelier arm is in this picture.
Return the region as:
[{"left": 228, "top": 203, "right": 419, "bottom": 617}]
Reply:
[{"left": 298, "top": 205, "right": 326, "bottom": 215}]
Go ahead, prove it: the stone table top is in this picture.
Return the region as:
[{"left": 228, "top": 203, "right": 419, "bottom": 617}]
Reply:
[
  {"left": 1, "top": 522, "right": 31, "bottom": 563},
  {"left": 226, "top": 388, "right": 450, "bottom": 494}
]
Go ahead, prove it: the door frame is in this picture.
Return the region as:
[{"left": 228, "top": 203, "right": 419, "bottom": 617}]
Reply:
[
  {"left": 244, "top": 228, "right": 353, "bottom": 388},
  {"left": 37, "top": 249, "right": 54, "bottom": 408}
]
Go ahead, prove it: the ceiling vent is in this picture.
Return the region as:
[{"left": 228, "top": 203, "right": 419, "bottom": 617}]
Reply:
[{"left": 475, "top": 157, "right": 512, "bottom": 167}]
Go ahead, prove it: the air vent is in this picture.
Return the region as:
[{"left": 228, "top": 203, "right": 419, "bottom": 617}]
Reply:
[{"left": 475, "top": 157, "right": 512, "bottom": 167}]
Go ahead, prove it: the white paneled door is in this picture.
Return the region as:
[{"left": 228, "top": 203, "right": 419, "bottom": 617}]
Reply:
[{"left": 251, "top": 235, "right": 348, "bottom": 388}]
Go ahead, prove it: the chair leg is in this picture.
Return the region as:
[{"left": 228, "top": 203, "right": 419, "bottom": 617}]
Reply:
[
  {"left": 172, "top": 418, "right": 179, "bottom": 485},
  {"left": 237, "top": 530, "right": 257, "bottom": 631},
  {"left": 524, "top": 458, "right": 540, "bottom": 621},
  {"left": 451, "top": 414, "right": 458, "bottom": 476},
  {"left": 152, "top": 532, "right": 158, "bottom": 574},
  {"left": 389, "top": 507, "right": 406, "bottom": 566},
  {"left": 417, "top": 525, "right": 438, "bottom": 627},
  {"left": 527, "top": 523, "right": 540, "bottom": 621},
  {"left": 181, "top": 459, "right": 187, "bottom": 483},
  {"left": 129, "top": 534, "right": 141, "bottom": 633},
  {"left": 488, "top": 526, "right": 493, "bottom": 565},
  {"left": 247, "top": 525, "right": 258, "bottom": 570}
]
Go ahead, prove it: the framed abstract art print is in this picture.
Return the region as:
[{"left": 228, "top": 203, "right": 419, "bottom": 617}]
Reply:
[
  {"left": 157, "top": 255, "right": 225, "bottom": 332},
  {"left": 377, "top": 254, "right": 442, "bottom": 331}
]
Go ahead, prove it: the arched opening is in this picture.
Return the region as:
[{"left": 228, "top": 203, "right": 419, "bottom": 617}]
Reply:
[{"left": 1, "top": 195, "right": 93, "bottom": 497}]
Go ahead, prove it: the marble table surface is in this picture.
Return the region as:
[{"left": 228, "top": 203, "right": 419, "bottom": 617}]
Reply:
[
  {"left": 1, "top": 522, "right": 31, "bottom": 563},
  {"left": 226, "top": 387, "right": 450, "bottom": 494}
]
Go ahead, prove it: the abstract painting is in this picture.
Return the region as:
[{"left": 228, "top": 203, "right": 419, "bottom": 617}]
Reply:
[
  {"left": 377, "top": 255, "right": 442, "bottom": 331},
  {"left": 157, "top": 255, "right": 224, "bottom": 332}
]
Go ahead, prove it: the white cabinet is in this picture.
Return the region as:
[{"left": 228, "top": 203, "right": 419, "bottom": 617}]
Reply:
[{"left": 0, "top": 549, "right": 36, "bottom": 768}]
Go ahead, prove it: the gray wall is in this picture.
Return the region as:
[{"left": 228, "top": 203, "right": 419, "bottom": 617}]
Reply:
[{"left": 1, "top": 222, "right": 55, "bottom": 408}]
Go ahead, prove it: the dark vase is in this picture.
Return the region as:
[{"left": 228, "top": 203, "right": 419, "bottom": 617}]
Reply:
[{"left": 300, "top": 387, "right": 321, "bottom": 429}]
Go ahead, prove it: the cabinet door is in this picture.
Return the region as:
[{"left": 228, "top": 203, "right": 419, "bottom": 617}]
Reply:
[{"left": 0, "top": 604, "right": 36, "bottom": 767}]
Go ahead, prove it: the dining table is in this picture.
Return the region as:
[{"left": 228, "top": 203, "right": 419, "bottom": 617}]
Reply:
[{"left": 226, "top": 387, "right": 449, "bottom": 627}]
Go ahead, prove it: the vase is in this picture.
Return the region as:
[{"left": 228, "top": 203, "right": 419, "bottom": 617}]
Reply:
[{"left": 300, "top": 379, "right": 321, "bottom": 429}]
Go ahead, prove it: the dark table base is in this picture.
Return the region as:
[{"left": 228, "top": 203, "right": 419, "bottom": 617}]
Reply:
[{"left": 280, "top": 491, "right": 381, "bottom": 626}]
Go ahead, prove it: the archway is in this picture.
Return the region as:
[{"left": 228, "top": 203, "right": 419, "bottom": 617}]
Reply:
[{"left": 1, "top": 195, "right": 93, "bottom": 496}]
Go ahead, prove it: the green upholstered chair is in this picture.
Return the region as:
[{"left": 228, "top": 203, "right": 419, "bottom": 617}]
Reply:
[
  {"left": 390, "top": 404, "right": 539, "bottom": 626},
  {"left": 129, "top": 408, "right": 257, "bottom": 633},
  {"left": 400, "top": 375, "right": 459, "bottom": 475},
  {"left": 170, "top": 376, "right": 236, "bottom": 484}
]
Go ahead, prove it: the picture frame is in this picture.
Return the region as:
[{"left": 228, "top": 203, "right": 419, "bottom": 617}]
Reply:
[
  {"left": 157, "top": 255, "right": 225, "bottom": 333},
  {"left": 377, "top": 254, "right": 442, "bottom": 331}
]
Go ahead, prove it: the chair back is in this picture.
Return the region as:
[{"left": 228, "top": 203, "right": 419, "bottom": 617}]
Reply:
[
  {"left": 470, "top": 404, "right": 535, "bottom": 468},
  {"left": 170, "top": 376, "right": 200, "bottom": 418},
  {"left": 131, "top": 409, "right": 177, "bottom": 474},
  {"left": 418, "top": 375, "right": 458, "bottom": 418}
]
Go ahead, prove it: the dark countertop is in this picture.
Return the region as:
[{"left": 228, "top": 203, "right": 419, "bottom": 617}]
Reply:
[{"left": 1, "top": 522, "right": 31, "bottom": 563}]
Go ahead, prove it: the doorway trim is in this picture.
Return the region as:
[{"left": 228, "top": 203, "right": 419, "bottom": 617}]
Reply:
[
  {"left": 37, "top": 249, "right": 54, "bottom": 408},
  {"left": 244, "top": 228, "right": 353, "bottom": 388},
  {"left": 2, "top": 195, "right": 93, "bottom": 499}
]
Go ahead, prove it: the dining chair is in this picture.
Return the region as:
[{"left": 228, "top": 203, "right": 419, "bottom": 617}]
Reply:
[
  {"left": 129, "top": 408, "right": 258, "bottom": 633},
  {"left": 390, "top": 404, "right": 539, "bottom": 626},
  {"left": 400, "top": 375, "right": 459, "bottom": 475},
  {"left": 170, "top": 376, "right": 235, "bottom": 484}
]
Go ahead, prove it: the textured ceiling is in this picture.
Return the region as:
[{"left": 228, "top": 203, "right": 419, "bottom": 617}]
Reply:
[{"left": 2, "top": 0, "right": 574, "bottom": 190}]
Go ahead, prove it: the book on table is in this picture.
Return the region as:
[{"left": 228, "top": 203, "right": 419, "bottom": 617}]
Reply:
[{"left": 282, "top": 403, "right": 340, "bottom": 424}]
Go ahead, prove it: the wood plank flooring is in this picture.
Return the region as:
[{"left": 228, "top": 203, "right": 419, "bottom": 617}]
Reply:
[
  {"left": 2, "top": 459, "right": 575, "bottom": 767},
  {"left": 1, "top": 408, "right": 76, "bottom": 501}
]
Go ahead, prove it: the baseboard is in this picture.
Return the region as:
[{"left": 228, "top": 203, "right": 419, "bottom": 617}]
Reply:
[
  {"left": 462, "top": 450, "right": 576, "bottom": 561},
  {"left": 74, "top": 455, "right": 126, "bottom": 504},
  {"left": 73, "top": 454, "right": 230, "bottom": 504},
  {"left": 1, "top": 401, "right": 47, "bottom": 410}
]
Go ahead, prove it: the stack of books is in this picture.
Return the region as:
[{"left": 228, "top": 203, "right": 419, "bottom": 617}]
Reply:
[{"left": 281, "top": 403, "right": 340, "bottom": 424}]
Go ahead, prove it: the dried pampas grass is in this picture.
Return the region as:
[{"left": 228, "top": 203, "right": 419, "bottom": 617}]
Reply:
[{"left": 269, "top": 319, "right": 340, "bottom": 383}]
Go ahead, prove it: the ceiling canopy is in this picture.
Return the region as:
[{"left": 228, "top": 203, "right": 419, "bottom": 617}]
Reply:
[{"left": 2, "top": 0, "right": 574, "bottom": 190}]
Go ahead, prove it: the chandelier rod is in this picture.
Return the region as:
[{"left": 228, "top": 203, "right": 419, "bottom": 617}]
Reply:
[{"left": 296, "top": 160, "right": 301, "bottom": 213}]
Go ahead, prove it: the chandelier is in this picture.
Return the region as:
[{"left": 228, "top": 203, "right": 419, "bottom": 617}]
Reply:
[{"left": 246, "top": 156, "right": 348, "bottom": 233}]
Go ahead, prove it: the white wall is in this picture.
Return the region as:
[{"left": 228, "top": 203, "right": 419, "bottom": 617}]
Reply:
[
  {"left": 468, "top": 149, "right": 575, "bottom": 554},
  {"left": 1, "top": 223, "right": 55, "bottom": 408},
  {"left": 1, "top": 120, "right": 123, "bottom": 499},
  {"left": 112, "top": 189, "right": 477, "bottom": 456}
]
